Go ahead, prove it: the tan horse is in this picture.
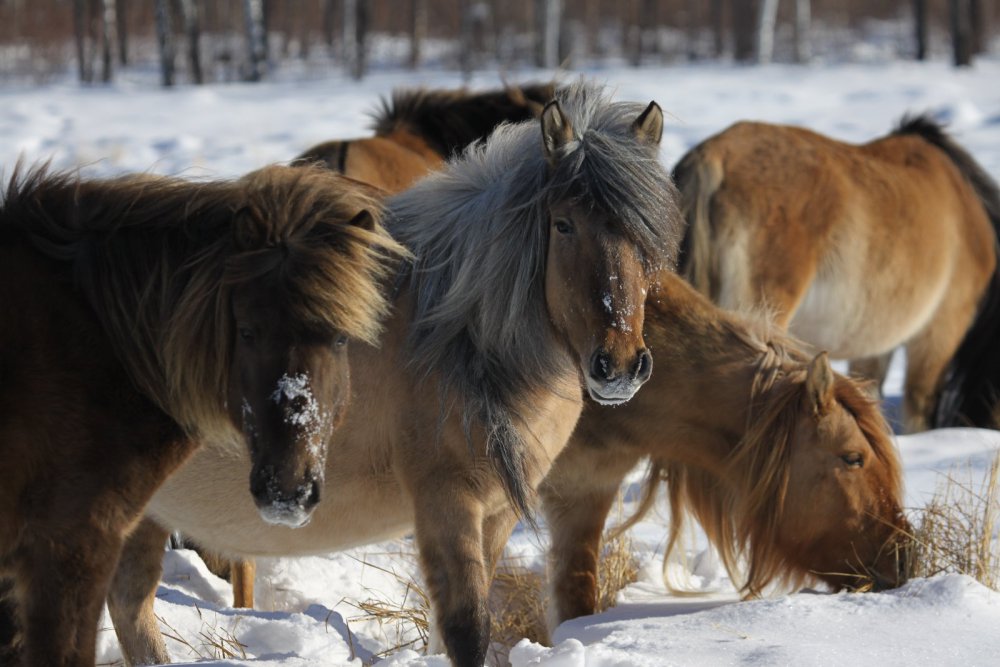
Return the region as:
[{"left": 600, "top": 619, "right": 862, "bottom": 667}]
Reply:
[
  {"left": 542, "top": 270, "right": 910, "bottom": 631},
  {"left": 674, "top": 116, "right": 1000, "bottom": 432},
  {"left": 292, "top": 82, "right": 554, "bottom": 192},
  {"left": 0, "top": 165, "right": 403, "bottom": 667},
  {"left": 107, "top": 83, "right": 682, "bottom": 667}
]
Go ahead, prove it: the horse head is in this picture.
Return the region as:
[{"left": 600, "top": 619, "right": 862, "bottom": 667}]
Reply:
[
  {"left": 224, "top": 168, "right": 401, "bottom": 527},
  {"left": 774, "top": 352, "right": 910, "bottom": 592},
  {"left": 540, "top": 99, "right": 668, "bottom": 405}
]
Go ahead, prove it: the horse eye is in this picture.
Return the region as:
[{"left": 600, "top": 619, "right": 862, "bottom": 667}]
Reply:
[
  {"left": 841, "top": 453, "right": 864, "bottom": 469},
  {"left": 554, "top": 218, "right": 574, "bottom": 235},
  {"left": 334, "top": 334, "right": 349, "bottom": 348},
  {"left": 238, "top": 327, "right": 256, "bottom": 343}
]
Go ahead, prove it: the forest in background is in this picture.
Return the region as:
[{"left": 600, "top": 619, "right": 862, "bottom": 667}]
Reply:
[{"left": 0, "top": 0, "right": 996, "bottom": 85}]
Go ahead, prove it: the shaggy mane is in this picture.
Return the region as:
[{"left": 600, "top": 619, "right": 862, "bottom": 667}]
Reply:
[
  {"left": 387, "top": 81, "right": 682, "bottom": 517},
  {"left": 0, "top": 163, "right": 405, "bottom": 441},
  {"left": 370, "top": 82, "right": 557, "bottom": 159}
]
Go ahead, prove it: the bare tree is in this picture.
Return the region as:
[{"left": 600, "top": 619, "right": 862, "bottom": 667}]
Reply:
[
  {"left": 914, "top": 0, "right": 928, "bottom": 60},
  {"left": 410, "top": 0, "right": 426, "bottom": 69},
  {"left": 950, "top": 0, "right": 973, "bottom": 66},
  {"left": 323, "top": 0, "right": 336, "bottom": 50},
  {"left": 99, "top": 0, "right": 114, "bottom": 81},
  {"left": 154, "top": 0, "right": 175, "bottom": 86},
  {"left": 343, "top": 0, "right": 367, "bottom": 80},
  {"left": 793, "top": 0, "right": 810, "bottom": 62},
  {"left": 73, "top": 0, "right": 92, "bottom": 83},
  {"left": 732, "top": 0, "right": 758, "bottom": 62},
  {"left": 756, "top": 0, "right": 779, "bottom": 63},
  {"left": 710, "top": 0, "right": 725, "bottom": 57},
  {"left": 534, "top": 0, "right": 562, "bottom": 69},
  {"left": 180, "top": 0, "right": 203, "bottom": 84},
  {"left": 244, "top": 0, "right": 267, "bottom": 81},
  {"left": 115, "top": 0, "right": 127, "bottom": 65},
  {"left": 970, "top": 0, "right": 985, "bottom": 54}
]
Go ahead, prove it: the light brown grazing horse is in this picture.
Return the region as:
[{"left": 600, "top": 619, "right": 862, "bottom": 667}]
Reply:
[
  {"left": 541, "top": 270, "right": 911, "bottom": 630},
  {"left": 107, "top": 82, "right": 681, "bottom": 667},
  {"left": 292, "top": 82, "right": 555, "bottom": 192},
  {"left": 0, "top": 165, "right": 403, "bottom": 666},
  {"left": 673, "top": 116, "right": 1000, "bottom": 432}
]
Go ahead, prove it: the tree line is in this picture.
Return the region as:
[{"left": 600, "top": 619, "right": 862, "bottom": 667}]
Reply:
[{"left": 0, "top": 0, "right": 993, "bottom": 85}]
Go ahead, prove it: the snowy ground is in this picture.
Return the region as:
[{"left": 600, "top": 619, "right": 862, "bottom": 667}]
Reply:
[{"left": 3, "top": 58, "right": 1000, "bottom": 666}]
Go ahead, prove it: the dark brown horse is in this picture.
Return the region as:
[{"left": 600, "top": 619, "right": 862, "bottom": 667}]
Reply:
[
  {"left": 108, "top": 82, "right": 681, "bottom": 667},
  {"left": 542, "top": 270, "right": 910, "bottom": 631},
  {"left": 674, "top": 116, "right": 1000, "bottom": 432},
  {"left": 293, "top": 82, "right": 555, "bottom": 192},
  {"left": 0, "top": 164, "right": 403, "bottom": 666}
]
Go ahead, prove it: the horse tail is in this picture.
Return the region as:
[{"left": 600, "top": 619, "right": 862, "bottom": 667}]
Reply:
[
  {"left": 291, "top": 140, "right": 351, "bottom": 174},
  {"left": 672, "top": 143, "right": 723, "bottom": 298},
  {"left": 897, "top": 116, "right": 1000, "bottom": 427}
]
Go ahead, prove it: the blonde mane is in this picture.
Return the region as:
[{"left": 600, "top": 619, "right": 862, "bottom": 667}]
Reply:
[
  {"left": 618, "top": 333, "right": 901, "bottom": 597},
  {"left": 1, "top": 164, "right": 405, "bottom": 441}
]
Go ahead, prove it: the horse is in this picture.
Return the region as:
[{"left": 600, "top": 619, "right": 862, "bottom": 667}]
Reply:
[
  {"left": 292, "top": 82, "right": 555, "bottom": 192},
  {"left": 673, "top": 115, "right": 1000, "bottom": 433},
  {"left": 0, "top": 164, "right": 403, "bottom": 666},
  {"left": 106, "top": 82, "right": 681, "bottom": 667},
  {"left": 541, "top": 270, "right": 911, "bottom": 632}
]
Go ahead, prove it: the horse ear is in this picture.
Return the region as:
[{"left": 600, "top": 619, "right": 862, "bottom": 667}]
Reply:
[
  {"left": 806, "top": 351, "right": 835, "bottom": 416},
  {"left": 632, "top": 101, "right": 664, "bottom": 146},
  {"left": 541, "top": 100, "right": 575, "bottom": 164},
  {"left": 348, "top": 209, "right": 376, "bottom": 232}
]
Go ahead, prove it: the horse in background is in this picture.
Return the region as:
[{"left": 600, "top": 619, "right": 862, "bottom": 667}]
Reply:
[
  {"left": 674, "top": 116, "right": 1000, "bottom": 432},
  {"left": 107, "top": 82, "right": 681, "bottom": 667},
  {"left": 0, "top": 165, "right": 404, "bottom": 666},
  {"left": 542, "top": 270, "right": 910, "bottom": 631},
  {"left": 292, "top": 82, "right": 555, "bottom": 192}
]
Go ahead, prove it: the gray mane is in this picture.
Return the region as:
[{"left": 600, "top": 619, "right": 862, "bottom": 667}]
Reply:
[{"left": 387, "top": 81, "right": 681, "bottom": 517}]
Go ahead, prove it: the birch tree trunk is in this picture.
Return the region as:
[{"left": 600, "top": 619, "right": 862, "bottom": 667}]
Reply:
[
  {"left": 154, "top": 0, "right": 175, "bottom": 86},
  {"left": 100, "top": 0, "right": 115, "bottom": 81},
  {"left": 793, "top": 0, "right": 810, "bottom": 62},
  {"left": 115, "top": 0, "right": 127, "bottom": 65},
  {"left": 410, "top": 0, "right": 426, "bottom": 69},
  {"left": 756, "top": 0, "right": 779, "bottom": 64},
  {"left": 244, "top": 0, "right": 267, "bottom": 81},
  {"left": 180, "top": 0, "right": 203, "bottom": 84}
]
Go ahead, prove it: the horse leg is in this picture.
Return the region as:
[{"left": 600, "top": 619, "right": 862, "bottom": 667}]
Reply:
[
  {"left": 231, "top": 559, "right": 256, "bottom": 609},
  {"left": 414, "top": 489, "right": 489, "bottom": 667},
  {"left": 539, "top": 446, "right": 640, "bottom": 637},
  {"left": 15, "top": 531, "right": 121, "bottom": 667},
  {"left": 903, "top": 301, "right": 980, "bottom": 432},
  {"left": 0, "top": 579, "right": 19, "bottom": 664},
  {"left": 108, "top": 517, "right": 172, "bottom": 667},
  {"left": 848, "top": 352, "right": 893, "bottom": 398}
]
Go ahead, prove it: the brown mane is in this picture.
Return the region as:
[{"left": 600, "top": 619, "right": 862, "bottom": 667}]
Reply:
[
  {"left": 0, "top": 163, "right": 405, "bottom": 441},
  {"left": 370, "top": 82, "right": 556, "bottom": 158},
  {"left": 627, "top": 362, "right": 901, "bottom": 597}
]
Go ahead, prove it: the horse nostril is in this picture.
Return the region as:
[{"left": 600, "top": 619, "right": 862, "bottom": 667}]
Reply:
[
  {"left": 590, "top": 350, "right": 613, "bottom": 381},
  {"left": 633, "top": 349, "right": 653, "bottom": 382},
  {"left": 304, "top": 479, "right": 321, "bottom": 509}
]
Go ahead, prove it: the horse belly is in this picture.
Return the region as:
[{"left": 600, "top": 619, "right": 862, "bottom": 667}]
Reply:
[
  {"left": 789, "top": 265, "right": 945, "bottom": 359},
  {"left": 147, "top": 444, "right": 416, "bottom": 558}
]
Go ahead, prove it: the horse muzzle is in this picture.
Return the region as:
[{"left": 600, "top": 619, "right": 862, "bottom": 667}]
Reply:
[
  {"left": 585, "top": 347, "right": 653, "bottom": 405},
  {"left": 250, "top": 465, "right": 323, "bottom": 528}
]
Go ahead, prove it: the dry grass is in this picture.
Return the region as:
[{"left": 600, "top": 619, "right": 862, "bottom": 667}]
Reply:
[
  {"left": 904, "top": 452, "right": 1000, "bottom": 590},
  {"left": 156, "top": 611, "right": 248, "bottom": 661}
]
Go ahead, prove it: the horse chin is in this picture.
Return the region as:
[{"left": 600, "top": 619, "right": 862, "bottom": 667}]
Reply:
[
  {"left": 256, "top": 502, "right": 314, "bottom": 529},
  {"left": 585, "top": 378, "right": 641, "bottom": 406}
]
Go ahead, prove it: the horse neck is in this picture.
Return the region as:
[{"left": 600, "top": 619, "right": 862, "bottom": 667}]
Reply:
[{"left": 595, "top": 274, "right": 799, "bottom": 482}]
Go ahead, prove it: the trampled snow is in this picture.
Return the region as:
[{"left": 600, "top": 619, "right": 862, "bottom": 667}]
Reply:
[{"left": 4, "top": 57, "right": 1000, "bottom": 666}]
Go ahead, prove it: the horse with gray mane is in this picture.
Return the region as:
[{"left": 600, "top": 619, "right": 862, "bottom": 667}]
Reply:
[
  {"left": 108, "top": 82, "right": 682, "bottom": 667},
  {"left": 674, "top": 116, "right": 1000, "bottom": 432},
  {"left": 0, "top": 165, "right": 403, "bottom": 666}
]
